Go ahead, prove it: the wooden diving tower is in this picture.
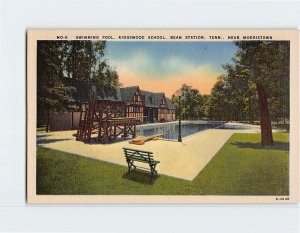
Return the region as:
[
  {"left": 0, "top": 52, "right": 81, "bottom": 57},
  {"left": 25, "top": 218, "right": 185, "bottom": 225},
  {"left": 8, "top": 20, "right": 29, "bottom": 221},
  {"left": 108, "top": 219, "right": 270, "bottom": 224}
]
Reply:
[{"left": 75, "top": 99, "right": 139, "bottom": 143}]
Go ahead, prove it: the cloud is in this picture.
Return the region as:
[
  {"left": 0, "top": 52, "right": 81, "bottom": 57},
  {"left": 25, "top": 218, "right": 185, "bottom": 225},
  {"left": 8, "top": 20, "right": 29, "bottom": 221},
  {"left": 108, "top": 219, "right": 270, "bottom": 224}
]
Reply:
[
  {"left": 118, "top": 64, "right": 220, "bottom": 97},
  {"left": 160, "top": 56, "right": 195, "bottom": 76},
  {"left": 110, "top": 49, "right": 153, "bottom": 77},
  {"left": 108, "top": 46, "right": 224, "bottom": 96},
  {"left": 110, "top": 49, "right": 205, "bottom": 79}
]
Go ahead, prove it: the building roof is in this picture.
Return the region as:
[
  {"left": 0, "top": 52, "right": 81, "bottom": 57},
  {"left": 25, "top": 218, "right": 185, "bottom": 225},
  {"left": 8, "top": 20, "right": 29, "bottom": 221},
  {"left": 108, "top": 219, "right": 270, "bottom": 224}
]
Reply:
[
  {"left": 96, "top": 86, "right": 122, "bottom": 102},
  {"left": 61, "top": 78, "right": 90, "bottom": 103},
  {"left": 141, "top": 90, "right": 164, "bottom": 108},
  {"left": 120, "top": 86, "right": 139, "bottom": 104},
  {"left": 62, "top": 78, "right": 122, "bottom": 103},
  {"left": 62, "top": 78, "right": 175, "bottom": 110},
  {"left": 166, "top": 97, "right": 176, "bottom": 110}
]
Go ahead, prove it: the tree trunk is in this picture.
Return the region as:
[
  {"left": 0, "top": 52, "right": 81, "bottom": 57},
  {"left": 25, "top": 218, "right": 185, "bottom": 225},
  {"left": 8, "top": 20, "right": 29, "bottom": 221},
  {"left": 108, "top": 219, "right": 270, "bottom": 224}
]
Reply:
[
  {"left": 256, "top": 84, "right": 273, "bottom": 145},
  {"left": 248, "top": 94, "right": 251, "bottom": 124},
  {"left": 46, "top": 110, "right": 50, "bottom": 132},
  {"left": 248, "top": 110, "right": 251, "bottom": 124}
]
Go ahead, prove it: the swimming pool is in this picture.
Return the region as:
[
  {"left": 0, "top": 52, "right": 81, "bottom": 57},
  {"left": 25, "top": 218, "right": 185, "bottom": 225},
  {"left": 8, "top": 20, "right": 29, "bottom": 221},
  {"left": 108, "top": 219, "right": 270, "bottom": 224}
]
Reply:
[{"left": 136, "top": 122, "right": 223, "bottom": 140}]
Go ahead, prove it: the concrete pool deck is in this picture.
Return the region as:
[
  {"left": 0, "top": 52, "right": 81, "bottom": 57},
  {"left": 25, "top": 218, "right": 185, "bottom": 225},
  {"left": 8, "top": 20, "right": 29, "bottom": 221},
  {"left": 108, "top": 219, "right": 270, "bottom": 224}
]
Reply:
[{"left": 36, "top": 122, "right": 286, "bottom": 181}]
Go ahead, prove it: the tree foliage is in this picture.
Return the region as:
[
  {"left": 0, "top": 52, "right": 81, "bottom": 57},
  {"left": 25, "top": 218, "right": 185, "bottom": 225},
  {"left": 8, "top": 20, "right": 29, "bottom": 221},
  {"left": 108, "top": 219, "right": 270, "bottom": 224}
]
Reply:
[
  {"left": 172, "top": 84, "right": 204, "bottom": 120},
  {"left": 37, "top": 40, "right": 119, "bottom": 130},
  {"left": 208, "top": 41, "right": 289, "bottom": 145},
  {"left": 207, "top": 67, "right": 259, "bottom": 122}
]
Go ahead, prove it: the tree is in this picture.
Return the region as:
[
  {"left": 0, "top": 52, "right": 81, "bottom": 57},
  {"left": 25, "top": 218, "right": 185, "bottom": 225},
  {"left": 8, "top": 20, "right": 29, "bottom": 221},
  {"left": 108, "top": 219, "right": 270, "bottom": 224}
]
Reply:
[
  {"left": 92, "top": 60, "right": 120, "bottom": 99},
  {"left": 64, "top": 40, "right": 98, "bottom": 81},
  {"left": 243, "top": 81, "right": 259, "bottom": 124},
  {"left": 208, "top": 76, "right": 233, "bottom": 121},
  {"left": 172, "top": 84, "right": 203, "bottom": 120},
  {"left": 235, "top": 41, "right": 290, "bottom": 145},
  {"left": 206, "top": 41, "right": 289, "bottom": 145},
  {"left": 37, "top": 41, "right": 76, "bottom": 131},
  {"left": 37, "top": 40, "right": 120, "bottom": 131},
  {"left": 202, "top": 94, "right": 211, "bottom": 118},
  {"left": 63, "top": 40, "right": 120, "bottom": 100}
]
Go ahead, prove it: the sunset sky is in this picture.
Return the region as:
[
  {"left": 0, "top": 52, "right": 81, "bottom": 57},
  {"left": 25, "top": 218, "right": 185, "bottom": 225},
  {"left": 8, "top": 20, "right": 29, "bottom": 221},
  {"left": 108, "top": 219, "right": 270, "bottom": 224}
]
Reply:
[{"left": 106, "top": 42, "right": 238, "bottom": 97}]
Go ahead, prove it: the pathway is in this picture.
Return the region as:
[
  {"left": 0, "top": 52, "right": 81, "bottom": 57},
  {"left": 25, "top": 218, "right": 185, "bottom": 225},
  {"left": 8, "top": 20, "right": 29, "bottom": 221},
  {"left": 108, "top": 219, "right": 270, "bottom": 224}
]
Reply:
[{"left": 36, "top": 122, "right": 283, "bottom": 181}]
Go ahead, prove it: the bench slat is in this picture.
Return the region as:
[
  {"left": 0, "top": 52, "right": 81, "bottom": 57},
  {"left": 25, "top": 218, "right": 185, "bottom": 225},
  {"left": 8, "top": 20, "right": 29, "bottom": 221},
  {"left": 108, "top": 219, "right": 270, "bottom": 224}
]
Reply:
[
  {"left": 125, "top": 154, "right": 154, "bottom": 160},
  {"left": 125, "top": 155, "right": 159, "bottom": 164},
  {"left": 123, "top": 147, "right": 153, "bottom": 154},
  {"left": 124, "top": 152, "right": 154, "bottom": 158},
  {"left": 123, "top": 149, "right": 153, "bottom": 154}
]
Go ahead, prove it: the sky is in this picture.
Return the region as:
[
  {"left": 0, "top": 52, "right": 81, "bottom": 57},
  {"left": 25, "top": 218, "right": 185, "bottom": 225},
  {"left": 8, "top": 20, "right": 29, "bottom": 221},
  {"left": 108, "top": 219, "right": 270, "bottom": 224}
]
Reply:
[{"left": 106, "top": 41, "right": 238, "bottom": 97}]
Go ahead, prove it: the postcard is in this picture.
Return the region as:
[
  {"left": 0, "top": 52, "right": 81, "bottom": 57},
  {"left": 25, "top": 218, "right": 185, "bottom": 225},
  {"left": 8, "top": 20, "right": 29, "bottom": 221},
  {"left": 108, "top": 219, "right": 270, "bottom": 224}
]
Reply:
[{"left": 27, "top": 29, "right": 299, "bottom": 203}]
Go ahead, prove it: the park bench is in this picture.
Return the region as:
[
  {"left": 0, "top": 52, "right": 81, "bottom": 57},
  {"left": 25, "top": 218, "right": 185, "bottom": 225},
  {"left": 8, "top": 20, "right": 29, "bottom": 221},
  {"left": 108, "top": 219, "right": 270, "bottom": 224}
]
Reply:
[{"left": 122, "top": 147, "right": 160, "bottom": 178}]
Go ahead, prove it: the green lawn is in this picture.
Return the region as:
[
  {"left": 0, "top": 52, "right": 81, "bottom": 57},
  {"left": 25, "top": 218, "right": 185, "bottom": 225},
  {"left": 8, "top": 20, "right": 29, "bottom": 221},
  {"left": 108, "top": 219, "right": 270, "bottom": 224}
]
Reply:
[
  {"left": 36, "top": 132, "right": 289, "bottom": 195},
  {"left": 37, "top": 126, "right": 47, "bottom": 131}
]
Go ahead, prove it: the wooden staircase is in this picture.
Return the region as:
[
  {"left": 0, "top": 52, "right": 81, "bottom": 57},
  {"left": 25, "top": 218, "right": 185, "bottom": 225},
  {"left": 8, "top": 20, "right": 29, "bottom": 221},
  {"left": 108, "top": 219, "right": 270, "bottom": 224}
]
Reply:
[
  {"left": 75, "top": 99, "right": 138, "bottom": 144},
  {"left": 76, "top": 99, "right": 96, "bottom": 142}
]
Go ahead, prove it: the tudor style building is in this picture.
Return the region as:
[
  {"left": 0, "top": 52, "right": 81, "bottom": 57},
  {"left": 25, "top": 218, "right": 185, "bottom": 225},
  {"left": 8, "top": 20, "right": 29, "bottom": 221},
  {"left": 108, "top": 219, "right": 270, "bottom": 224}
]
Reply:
[
  {"left": 121, "top": 86, "right": 176, "bottom": 123},
  {"left": 48, "top": 81, "right": 176, "bottom": 131},
  {"left": 141, "top": 91, "right": 175, "bottom": 123},
  {"left": 120, "top": 86, "right": 144, "bottom": 123}
]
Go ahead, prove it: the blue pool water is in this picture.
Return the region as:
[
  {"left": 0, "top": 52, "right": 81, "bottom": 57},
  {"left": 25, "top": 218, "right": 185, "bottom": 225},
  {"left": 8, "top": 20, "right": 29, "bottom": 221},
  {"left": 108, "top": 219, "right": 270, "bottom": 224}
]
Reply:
[{"left": 136, "top": 123, "right": 223, "bottom": 140}]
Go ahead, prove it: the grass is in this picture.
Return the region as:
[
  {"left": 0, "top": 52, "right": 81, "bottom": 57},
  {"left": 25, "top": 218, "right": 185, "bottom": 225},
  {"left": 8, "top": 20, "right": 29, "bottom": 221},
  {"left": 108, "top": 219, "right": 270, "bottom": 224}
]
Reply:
[
  {"left": 37, "top": 126, "right": 46, "bottom": 132},
  {"left": 274, "top": 123, "right": 290, "bottom": 131},
  {"left": 36, "top": 132, "right": 289, "bottom": 195}
]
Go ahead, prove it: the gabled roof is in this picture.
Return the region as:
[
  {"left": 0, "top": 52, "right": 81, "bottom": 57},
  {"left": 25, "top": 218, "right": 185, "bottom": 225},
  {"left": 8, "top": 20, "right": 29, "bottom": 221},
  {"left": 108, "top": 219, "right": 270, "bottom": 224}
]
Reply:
[
  {"left": 141, "top": 90, "right": 164, "bottom": 108},
  {"left": 95, "top": 86, "right": 122, "bottom": 101},
  {"left": 120, "top": 86, "right": 139, "bottom": 104},
  {"left": 61, "top": 79, "right": 176, "bottom": 109},
  {"left": 61, "top": 78, "right": 90, "bottom": 103},
  {"left": 166, "top": 97, "right": 176, "bottom": 110},
  {"left": 62, "top": 78, "right": 122, "bottom": 103}
]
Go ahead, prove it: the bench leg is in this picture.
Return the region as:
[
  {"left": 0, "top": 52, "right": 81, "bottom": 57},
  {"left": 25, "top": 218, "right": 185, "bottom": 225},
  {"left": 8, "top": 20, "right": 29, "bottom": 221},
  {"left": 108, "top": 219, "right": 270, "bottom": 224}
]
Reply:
[
  {"left": 149, "top": 164, "right": 158, "bottom": 178},
  {"left": 126, "top": 159, "right": 136, "bottom": 172}
]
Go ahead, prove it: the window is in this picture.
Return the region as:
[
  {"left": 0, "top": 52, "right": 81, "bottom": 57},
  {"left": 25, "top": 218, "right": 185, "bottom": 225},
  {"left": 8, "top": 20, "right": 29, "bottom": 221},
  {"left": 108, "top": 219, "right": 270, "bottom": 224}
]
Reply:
[
  {"left": 134, "top": 93, "right": 141, "bottom": 102},
  {"left": 149, "top": 97, "right": 153, "bottom": 104}
]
